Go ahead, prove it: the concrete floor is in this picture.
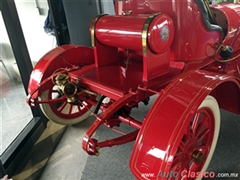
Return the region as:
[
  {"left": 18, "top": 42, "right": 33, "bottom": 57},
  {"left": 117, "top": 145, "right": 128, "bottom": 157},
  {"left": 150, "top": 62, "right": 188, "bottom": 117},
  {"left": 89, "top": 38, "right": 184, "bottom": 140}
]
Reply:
[
  {"left": 39, "top": 118, "right": 95, "bottom": 180},
  {"left": 39, "top": 96, "right": 240, "bottom": 180}
]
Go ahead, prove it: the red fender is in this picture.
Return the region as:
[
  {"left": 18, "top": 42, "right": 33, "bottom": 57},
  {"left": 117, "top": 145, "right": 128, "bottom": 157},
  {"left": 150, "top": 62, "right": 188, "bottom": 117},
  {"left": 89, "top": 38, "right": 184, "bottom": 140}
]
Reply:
[
  {"left": 130, "top": 70, "right": 240, "bottom": 179},
  {"left": 27, "top": 45, "right": 94, "bottom": 101}
]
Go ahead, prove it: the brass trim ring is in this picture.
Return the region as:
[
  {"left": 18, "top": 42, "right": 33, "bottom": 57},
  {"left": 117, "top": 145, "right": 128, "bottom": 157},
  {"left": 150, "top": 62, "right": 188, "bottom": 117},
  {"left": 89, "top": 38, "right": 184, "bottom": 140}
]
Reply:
[
  {"left": 142, "top": 13, "right": 161, "bottom": 56},
  {"left": 91, "top": 14, "right": 108, "bottom": 47}
]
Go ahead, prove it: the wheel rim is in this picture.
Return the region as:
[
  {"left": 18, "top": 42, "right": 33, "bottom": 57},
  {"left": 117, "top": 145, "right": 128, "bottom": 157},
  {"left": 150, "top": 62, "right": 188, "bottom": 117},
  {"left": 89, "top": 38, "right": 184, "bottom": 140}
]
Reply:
[
  {"left": 45, "top": 86, "right": 91, "bottom": 119},
  {"left": 169, "top": 97, "right": 220, "bottom": 180},
  {"left": 39, "top": 84, "right": 98, "bottom": 125},
  {"left": 171, "top": 109, "right": 213, "bottom": 171}
]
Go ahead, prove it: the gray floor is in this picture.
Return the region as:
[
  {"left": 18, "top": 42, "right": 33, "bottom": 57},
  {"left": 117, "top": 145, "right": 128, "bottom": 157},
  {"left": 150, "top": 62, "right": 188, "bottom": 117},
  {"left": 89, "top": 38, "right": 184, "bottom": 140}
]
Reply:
[
  {"left": 38, "top": 118, "right": 94, "bottom": 180},
  {"left": 39, "top": 96, "right": 240, "bottom": 180}
]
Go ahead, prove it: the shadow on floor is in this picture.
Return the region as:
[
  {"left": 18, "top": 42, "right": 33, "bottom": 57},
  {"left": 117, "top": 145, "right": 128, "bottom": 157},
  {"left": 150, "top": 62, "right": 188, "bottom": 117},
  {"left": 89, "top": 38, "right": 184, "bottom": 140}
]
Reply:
[{"left": 12, "top": 121, "right": 67, "bottom": 180}]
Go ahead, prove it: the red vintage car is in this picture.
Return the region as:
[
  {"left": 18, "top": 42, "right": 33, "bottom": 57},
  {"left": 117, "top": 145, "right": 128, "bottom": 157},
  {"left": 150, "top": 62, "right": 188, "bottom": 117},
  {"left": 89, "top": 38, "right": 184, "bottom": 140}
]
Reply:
[{"left": 26, "top": 0, "right": 240, "bottom": 179}]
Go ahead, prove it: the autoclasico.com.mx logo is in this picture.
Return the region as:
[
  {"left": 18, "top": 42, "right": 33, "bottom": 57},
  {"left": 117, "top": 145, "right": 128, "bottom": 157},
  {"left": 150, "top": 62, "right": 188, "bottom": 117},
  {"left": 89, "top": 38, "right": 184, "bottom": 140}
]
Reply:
[{"left": 141, "top": 170, "right": 239, "bottom": 179}]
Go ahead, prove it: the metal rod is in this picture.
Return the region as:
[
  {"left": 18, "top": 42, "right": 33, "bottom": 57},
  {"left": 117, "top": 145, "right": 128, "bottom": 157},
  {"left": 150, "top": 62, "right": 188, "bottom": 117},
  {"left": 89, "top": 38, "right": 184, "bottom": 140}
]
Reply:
[
  {"left": 94, "top": 95, "right": 106, "bottom": 114},
  {"left": 118, "top": 116, "right": 142, "bottom": 129}
]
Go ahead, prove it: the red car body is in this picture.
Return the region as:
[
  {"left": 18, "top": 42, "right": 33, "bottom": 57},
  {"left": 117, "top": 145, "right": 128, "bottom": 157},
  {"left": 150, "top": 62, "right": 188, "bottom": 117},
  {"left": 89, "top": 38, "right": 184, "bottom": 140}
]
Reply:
[{"left": 27, "top": 0, "right": 240, "bottom": 179}]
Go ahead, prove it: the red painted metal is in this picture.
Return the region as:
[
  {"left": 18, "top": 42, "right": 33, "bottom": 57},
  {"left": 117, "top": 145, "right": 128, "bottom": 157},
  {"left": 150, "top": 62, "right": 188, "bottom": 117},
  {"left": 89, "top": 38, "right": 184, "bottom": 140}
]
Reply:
[
  {"left": 82, "top": 92, "right": 136, "bottom": 155},
  {"left": 130, "top": 70, "right": 239, "bottom": 179},
  {"left": 115, "top": 0, "right": 223, "bottom": 62},
  {"left": 95, "top": 15, "right": 146, "bottom": 51},
  {"left": 26, "top": 0, "right": 240, "bottom": 179},
  {"left": 95, "top": 14, "right": 173, "bottom": 54},
  {"left": 92, "top": 13, "right": 174, "bottom": 81},
  {"left": 27, "top": 45, "right": 94, "bottom": 101}
]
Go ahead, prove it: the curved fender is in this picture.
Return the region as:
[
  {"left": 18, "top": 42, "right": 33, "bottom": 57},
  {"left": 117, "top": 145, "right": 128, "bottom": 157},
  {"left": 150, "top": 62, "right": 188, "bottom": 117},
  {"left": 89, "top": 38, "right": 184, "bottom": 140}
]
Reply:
[
  {"left": 27, "top": 45, "right": 94, "bottom": 100},
  {"left": 130, "top": 70, "right": 240, "bottom": 179}
]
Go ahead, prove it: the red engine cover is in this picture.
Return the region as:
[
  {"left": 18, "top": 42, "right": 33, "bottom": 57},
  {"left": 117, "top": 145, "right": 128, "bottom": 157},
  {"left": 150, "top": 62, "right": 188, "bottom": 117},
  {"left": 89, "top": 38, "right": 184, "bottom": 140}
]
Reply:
[{"left": 94, "top": 14, "right": 174, "bottom": 54}]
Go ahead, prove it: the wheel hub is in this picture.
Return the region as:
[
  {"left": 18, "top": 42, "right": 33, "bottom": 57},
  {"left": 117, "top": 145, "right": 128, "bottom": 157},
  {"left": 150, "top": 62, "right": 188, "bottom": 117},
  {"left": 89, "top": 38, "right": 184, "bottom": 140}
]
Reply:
[
  {"left": 183, "top": 139, "right": 205, "bottom": 164},
  {"left": 192, "top": 150, "right": 205, "bottom": 163},
  {"left": 55, "top": 73, "right": 78, "bottom": 103}
]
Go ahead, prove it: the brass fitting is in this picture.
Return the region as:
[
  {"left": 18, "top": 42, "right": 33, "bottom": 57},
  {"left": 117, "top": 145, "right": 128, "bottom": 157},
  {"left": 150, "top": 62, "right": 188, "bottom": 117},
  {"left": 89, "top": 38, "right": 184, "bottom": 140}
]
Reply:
[
  {"left": 56, "top": 74, "right": 69, "bottom": 85},
  {"left": 221, "top": 45, "right": 227, "bottom": 51},
  {"left": 192, "top": 150, "right": 205, "bottom": 163},
  {"left": 122, "top": 10, "right": 132, "bottom": 15},
  {"left": 55, "top": 73, "right": 78, "bottom": 103}
]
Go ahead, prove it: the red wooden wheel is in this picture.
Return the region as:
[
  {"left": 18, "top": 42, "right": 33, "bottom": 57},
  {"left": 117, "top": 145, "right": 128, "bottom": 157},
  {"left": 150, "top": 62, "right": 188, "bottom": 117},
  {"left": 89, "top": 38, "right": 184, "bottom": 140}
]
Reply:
[
  {"left": 39, "top": 85, "right": 99, "bottom": 125},
  {"left": 169, "top": 96, "right": 220, "bottom": 180}
]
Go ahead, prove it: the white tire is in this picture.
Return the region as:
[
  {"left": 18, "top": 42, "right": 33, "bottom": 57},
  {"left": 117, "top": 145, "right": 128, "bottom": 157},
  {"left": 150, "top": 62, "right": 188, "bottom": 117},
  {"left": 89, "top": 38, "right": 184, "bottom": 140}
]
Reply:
[{"left": 39, "top": 88, "right": 99, "bottom": 125}]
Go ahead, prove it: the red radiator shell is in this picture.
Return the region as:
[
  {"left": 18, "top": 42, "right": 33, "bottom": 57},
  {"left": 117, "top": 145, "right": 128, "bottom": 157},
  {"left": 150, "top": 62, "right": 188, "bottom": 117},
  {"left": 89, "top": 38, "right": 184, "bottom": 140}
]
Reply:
[{"left": 94, "top": 14, "right": 174, "bottom": 54}]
